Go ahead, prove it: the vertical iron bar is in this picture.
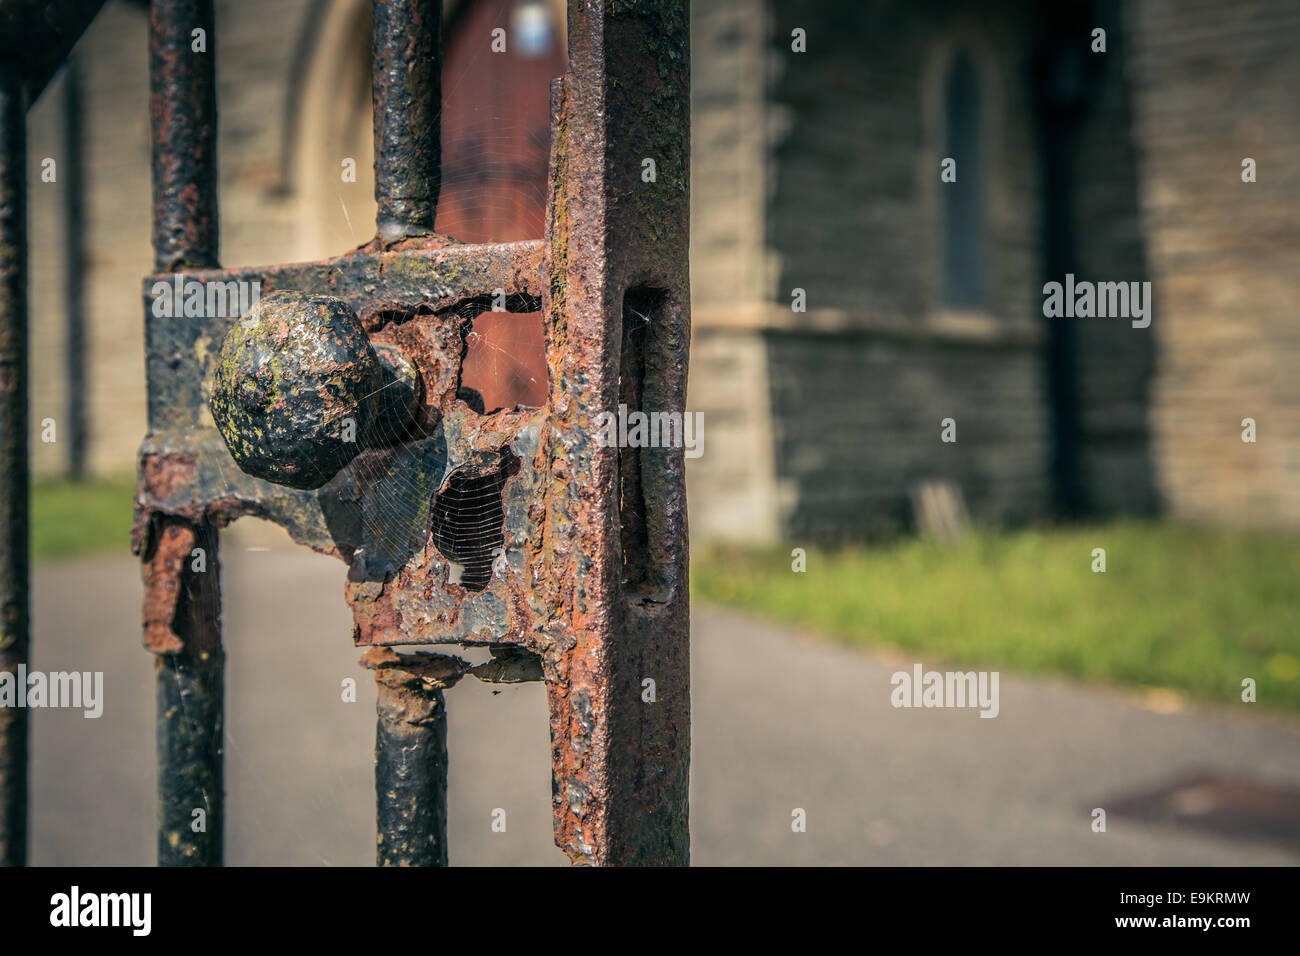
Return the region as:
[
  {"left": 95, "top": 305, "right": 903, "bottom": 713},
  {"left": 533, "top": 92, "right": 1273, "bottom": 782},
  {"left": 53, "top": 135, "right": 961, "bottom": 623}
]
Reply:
[
  {"left": 148, "top": 0, "right": 223, "bottom": 865},
  {"left": 154, "top": 520, "right": 223, "bottom": 865},
  {"left": 62, "top": 56, "right": 87, "bottom": 478},
  {"left": 371, "top": 0, "right": 441, "bottom": 240},
  {"left": 368, "top": 0, "right": 448, "bottom": 865},
  {"left": 369, "top": 653, "right": 449, "bottom": 867},
  {"left": 150, "top": 0, "right": 218, "bottom": 272},
  {"left": 0, "top": 67, "right": 28, "bottom": 868}
]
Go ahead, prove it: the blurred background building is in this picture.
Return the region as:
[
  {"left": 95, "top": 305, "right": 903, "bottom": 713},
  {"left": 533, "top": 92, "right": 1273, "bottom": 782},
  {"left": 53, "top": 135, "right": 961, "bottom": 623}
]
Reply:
[{"left": 24, "top": 0, "right": 1300, "bottom": 543}]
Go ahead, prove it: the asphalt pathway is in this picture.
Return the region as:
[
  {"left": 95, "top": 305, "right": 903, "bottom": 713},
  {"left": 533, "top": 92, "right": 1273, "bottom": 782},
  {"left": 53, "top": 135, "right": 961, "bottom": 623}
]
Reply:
[{"left": 27, "top": 531, "right": 1300, "bottom": 865}]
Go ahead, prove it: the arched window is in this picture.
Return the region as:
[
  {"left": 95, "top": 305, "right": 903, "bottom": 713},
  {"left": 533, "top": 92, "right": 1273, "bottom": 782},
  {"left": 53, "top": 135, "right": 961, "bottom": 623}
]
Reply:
[{"left": 940, "top": 49, "right": 985, "bottom": 308}]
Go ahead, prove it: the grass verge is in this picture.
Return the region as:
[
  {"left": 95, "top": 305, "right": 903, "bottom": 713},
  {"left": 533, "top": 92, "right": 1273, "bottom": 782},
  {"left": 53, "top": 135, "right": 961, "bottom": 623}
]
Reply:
[
  {"left": 691, "top": 521, "right": 1300, "bottom": 714},
  {"left": 31, "top": 474, "right": 136, "bottom": 561}
]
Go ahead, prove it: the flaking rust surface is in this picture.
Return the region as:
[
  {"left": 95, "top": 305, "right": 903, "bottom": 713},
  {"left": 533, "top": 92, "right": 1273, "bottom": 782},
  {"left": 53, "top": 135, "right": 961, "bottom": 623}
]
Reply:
[
  {"left": 138, "top": 237, "right": 556, "bottom": 652},
  {"left": 136, "top": 0, "right": 692, "bottom": 866},
  {"left": 347, "top": 405, "right": 550, "bottom": 648},
  {"left": 535, "top": 0, "right": 693, "bottom": 865},
  {"left": 140, "top": 519, "right": 195, "bottom": 655}
]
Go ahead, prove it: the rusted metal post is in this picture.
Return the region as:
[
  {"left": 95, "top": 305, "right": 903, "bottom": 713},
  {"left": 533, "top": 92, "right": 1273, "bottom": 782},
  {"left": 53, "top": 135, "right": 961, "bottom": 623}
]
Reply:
[
  {"left": 365, "top": 0, "right": 454, "bottom": 866},
  {"left": 146, "top": 0, "right": 224, "bottom": 865},
  {"left": 135, "top": 0, "right": 691, "bottom": 868},
  {"left": 150, "top": 0, "right": 219, "bottom": 272},
  {"left": 146, "top": 518, "right": 223, "bottom": 864},
  {"left": 542, "top": 0, "right": 693, "bottom": 865},
  {"left": 371, "top": 0, "right": 441, "bottom": 240},
  {"left": 364, "top": 649, "right": 451, "bottom": 867},
  {"left": 0, "top": 66, "right": 29, "bottom": 868}
]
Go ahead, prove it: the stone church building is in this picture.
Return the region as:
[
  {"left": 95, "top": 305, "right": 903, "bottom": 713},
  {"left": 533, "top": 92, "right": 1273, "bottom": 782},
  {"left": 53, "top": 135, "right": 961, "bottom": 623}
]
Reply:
[
  {"left": 687, "top": 0, "right": 1298, "bottom": 541},
  {"left": 24, "top": 0, "right": 1300, "bottom": 544}
]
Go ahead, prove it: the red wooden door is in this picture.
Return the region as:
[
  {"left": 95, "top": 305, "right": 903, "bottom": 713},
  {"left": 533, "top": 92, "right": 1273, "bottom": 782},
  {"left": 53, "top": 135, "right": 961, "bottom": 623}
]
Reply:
[{"left": 437, "top": 0, "right": 563, "bottom": 412}]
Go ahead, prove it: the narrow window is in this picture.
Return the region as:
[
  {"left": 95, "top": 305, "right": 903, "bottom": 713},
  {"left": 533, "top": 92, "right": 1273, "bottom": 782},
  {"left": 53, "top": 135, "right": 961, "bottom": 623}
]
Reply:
[{"left": 940, "top": 50, "right": 985, "bottom": 308}]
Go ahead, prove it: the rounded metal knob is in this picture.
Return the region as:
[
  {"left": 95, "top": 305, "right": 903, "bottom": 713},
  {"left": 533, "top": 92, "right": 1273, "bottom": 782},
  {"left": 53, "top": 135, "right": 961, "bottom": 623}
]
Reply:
[{"left": 210, "top": 291, "right": 415, "bottom": 490}]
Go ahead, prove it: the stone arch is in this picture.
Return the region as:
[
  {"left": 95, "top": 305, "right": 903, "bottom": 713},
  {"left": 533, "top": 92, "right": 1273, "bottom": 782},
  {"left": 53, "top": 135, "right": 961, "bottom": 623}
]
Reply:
[{"left": 289, "top": 0, "right": 376, "bottom": 260}]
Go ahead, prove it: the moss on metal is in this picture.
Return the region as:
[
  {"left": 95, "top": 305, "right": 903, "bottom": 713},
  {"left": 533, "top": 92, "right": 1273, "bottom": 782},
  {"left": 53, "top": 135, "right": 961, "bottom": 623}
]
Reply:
[{"left": 210, "top": 291, "right": 382, "bottom": 490}]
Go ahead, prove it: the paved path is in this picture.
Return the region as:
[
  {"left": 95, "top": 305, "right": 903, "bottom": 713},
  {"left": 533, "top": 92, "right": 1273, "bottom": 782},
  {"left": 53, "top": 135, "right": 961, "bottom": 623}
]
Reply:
[{"left": 27, "top": 532, "right": 1300, "bottom": 865}]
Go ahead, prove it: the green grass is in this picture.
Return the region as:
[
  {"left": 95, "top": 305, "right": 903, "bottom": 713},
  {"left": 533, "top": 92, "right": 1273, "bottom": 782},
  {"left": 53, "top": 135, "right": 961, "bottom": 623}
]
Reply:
[
  {"left": 691, "top": 522, "right": 1300, "bottom": 714},
  {"left": 32, "top": 483, "right": 1300, "bottom": 714},
  {"left": 31, "top": 474, "right": 136, "bottom": 561}
]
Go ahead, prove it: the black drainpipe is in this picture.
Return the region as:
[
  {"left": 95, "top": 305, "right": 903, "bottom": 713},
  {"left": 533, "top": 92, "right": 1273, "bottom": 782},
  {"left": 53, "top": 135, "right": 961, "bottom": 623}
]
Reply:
[{"left": 1031, "top": 1, "right": 1102, "bottom": 519}]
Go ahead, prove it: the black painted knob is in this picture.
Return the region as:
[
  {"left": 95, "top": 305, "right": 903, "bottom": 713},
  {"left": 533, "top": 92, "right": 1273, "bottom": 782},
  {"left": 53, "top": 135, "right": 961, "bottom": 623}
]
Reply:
[{"left": 210, "top": 291, "right": 414, "bottom": 490}]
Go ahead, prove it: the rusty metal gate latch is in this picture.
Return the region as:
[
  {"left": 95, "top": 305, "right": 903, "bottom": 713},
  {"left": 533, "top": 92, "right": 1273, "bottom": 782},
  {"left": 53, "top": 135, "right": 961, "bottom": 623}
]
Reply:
[{"left": 133, "top": 0, "right": 691, "bottom": 866}]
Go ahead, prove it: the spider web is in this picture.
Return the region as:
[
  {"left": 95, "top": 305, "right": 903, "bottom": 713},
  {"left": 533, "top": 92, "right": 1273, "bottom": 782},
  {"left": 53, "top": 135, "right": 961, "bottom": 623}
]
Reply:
[
  {"left": 152, "top": 0, "right": 577, "bottom": 864},
  {"left": 198, "top": 1, "right": 575, "bottom": 606}
]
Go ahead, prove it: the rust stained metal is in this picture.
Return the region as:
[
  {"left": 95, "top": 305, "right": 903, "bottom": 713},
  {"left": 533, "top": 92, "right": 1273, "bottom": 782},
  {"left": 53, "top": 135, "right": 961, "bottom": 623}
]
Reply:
[
  {"left": 360, "top": 646, "right": 543, "bottom": 687},
  {"left": 362, "top": 646, "right": 467, "bottom": 689},
  {"left": 141, "top": 518, "right": 196, "bottom": 655},
  {"left": 345, "top": 404, "right": 548, "bottom": 648},
  {"left": 363, "top": 647, "right": 450, "bottom": 866},
  {"left": 537, "top": 0, "right": 692, "bottom": 865},
  {"left": 137, "top": 0, "right": 692, "bottom": 866},
  {"left": 142, "top": 239, "right": 542, "bottom": 430},
  {"left": 149, "top": 0, "right": 218, "bottom": 272},
  {"left": 362, "top": 640, "right": 543, "bottom": 867},
  {"left": 133, "top": 239, "right": 544, "bottom": 557},
  {"left": 142, "top": 0, "right": 224, "bottom": 868},
  {"left": 143, "top": 515, "right": 223, "bottom": 865},
  {"left": 140, "top": 501, "right": 228, "bottom": 867},
  {"left": 371, "top": 0, "right": 441, "bottom": 240},
  {"left": 138, "top": 240, "right": 548, "bottom": 615}
]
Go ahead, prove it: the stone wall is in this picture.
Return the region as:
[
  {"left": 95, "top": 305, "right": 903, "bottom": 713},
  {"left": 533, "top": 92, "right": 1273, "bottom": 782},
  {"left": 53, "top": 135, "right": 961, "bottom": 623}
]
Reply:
[
  {"left": 753, "top": 0, "right": 1053, "bottom": 540},
  {"left": 685, "top": 0, "right": 785, "bottom": 542},
  {"left": 764, "top": 329, "right": 1048, "bottom": 539},
  {"left": 1127, "top": 0, "right": 1300, "bottom": 526}
]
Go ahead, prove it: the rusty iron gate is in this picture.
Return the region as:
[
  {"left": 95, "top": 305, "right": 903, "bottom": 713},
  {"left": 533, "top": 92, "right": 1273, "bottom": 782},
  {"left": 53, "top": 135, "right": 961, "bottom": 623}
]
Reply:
[{"left": 1, "top": 0, "right": 691, "bottom": 867}]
